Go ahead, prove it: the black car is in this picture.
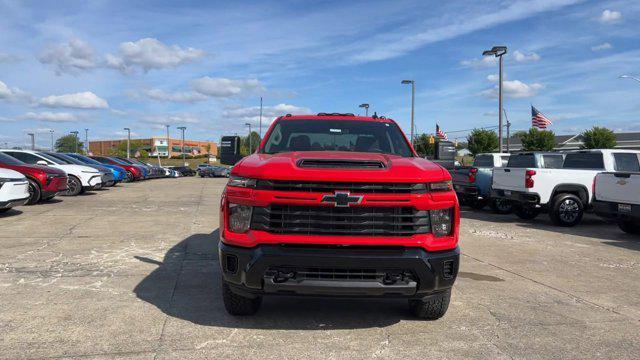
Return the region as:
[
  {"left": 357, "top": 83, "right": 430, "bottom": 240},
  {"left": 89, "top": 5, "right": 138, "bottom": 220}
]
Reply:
[
  {"left": 172, "top": 166, "right": 196, "bottom": 176},
  {"left": 200, "top": 166, "right": 230, "bottom": 178}
]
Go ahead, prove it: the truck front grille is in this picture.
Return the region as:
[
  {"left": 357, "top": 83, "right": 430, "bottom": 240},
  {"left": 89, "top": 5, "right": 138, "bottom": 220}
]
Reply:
[
  {"left": 251, "top": 205, "right": 431, "bottom": 236},
  {"left": 255, "top": 180, "right": 426, "bottom": 194}
]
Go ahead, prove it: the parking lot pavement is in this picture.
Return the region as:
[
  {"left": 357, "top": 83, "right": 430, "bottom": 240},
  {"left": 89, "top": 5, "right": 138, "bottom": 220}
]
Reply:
[{"left": 1, "top": 177, "right": 639, "bottom": 359}]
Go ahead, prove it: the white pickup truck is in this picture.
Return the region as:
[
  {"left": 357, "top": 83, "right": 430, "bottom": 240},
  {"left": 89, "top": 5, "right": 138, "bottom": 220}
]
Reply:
[
  {"left": 492, "top": 149, "right": 640, "bottom": 227},
  {"left": 593, "top": 168, "right": 640, "bottom": 234}
]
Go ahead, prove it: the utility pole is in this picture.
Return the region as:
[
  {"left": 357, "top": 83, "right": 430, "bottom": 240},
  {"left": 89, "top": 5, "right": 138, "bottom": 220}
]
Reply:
[
  {"left": 259, "top": 97, "right": 263, "bottom": 138},
  {"left": 28, "top": 133, "right": 35, "bottom": 150},
  {"left": 84, "top": 128, "right": 89, "bottom": 154},
  {"left": 483, "top": 46, "right": 507, "bottom": 152},
  {"left": 50, "top": 130, "right": 55, "bottom": 151},
  {"left": 401, "top": 80, "right": 415, "bottom": 146},
  {"left": 70, "top": 131, "right": 79, "bottom": 153},
  {"left": 245, "top": 123, "right": 252, "bottom": 154},
  {"left": 503, "top": 109, "right": 511, "bottom": 153},
  {"left": 177, "top": 126, "right": 186, "bottom": 165},
  {"left": 124, "top": 127, "right": 131, "bottom": 158},
  {"left": 165, "top": 124, "right": 170, "bottom": 158}
]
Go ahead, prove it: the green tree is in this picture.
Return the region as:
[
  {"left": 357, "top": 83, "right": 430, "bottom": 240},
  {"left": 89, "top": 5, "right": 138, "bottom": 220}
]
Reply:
[
  {"left": 240, "top": 131, "right": 262, "bottom": 156},
  {"left": 467, "top": 129, "right": 499, "bottom": 155},
  {"left": 413, "top": 134, "right": 435, "bottom": 157},
  {"left": 581, "top": 126, "right": 616, "bottom": 149},
  {"left": 55, "top": 134, "right": 84, "bottom": 153},
  {"left": 517, "top": 128, "right": 556, "bottom": 151}
]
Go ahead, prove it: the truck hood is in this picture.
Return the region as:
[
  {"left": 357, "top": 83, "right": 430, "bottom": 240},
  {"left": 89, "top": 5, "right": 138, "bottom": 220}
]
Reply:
[{"left": 233, "top": 151, "right": 449, "bottom": 183}]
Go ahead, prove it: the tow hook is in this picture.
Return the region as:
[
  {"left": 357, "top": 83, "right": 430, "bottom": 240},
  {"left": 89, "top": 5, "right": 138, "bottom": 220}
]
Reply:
[
  {"left": 383, "top": 272, "right": 404, "bottom": 285},
  {"left": 273, "top": 270, "right": 296, "bottom": 283}
]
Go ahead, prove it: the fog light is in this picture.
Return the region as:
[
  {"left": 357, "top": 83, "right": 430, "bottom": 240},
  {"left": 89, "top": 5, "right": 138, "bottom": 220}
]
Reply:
[
  {"left": 431, "top": 208, "right": 453, "bottom": 237},
  {"left": 228, "top": 203, "right": 252, "bottom": 233}
]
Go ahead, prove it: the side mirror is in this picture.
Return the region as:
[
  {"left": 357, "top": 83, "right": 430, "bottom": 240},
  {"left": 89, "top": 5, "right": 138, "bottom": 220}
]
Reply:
[{"left": 36, "top": 160, "right": 48, "bottom": 166}]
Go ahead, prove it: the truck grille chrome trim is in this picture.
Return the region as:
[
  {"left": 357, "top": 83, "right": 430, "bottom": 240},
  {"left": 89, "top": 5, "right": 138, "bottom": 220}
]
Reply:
[
  {"left": 251, "top": 205, "right": 431, "bottom": 236},
  {"left": 255, "top": 180, "right": 427, "bottom": 194}
]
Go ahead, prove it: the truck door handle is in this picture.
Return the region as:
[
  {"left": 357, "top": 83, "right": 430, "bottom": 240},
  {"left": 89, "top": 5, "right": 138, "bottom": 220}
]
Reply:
[{"left": 504, "top": 169, "right": 510, "bottom": 172}]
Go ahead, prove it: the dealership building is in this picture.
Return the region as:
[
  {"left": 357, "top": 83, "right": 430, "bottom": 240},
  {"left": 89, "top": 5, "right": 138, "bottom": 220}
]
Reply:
[{"left": 88, "top": 137, "right": 218, "bottom": 158}]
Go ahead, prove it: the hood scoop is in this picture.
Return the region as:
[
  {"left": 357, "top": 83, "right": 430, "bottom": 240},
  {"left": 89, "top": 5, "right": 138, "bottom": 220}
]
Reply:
[{"left": 297, "top": 158, "right": 386, "bottom": 169}]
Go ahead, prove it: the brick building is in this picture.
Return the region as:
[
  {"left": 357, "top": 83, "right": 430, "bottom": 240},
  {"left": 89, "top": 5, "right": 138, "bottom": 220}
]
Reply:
[{"left": 89, "top": 137, "right": 217, "bottom": 158}]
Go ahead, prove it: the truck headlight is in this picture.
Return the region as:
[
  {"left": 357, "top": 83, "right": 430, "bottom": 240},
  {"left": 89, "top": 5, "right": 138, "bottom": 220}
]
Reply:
[
  {"left": 228, "top": 203, "right": 252, "bottom": 233},
  {"left": 228, "top": 175, "right": 257, "bottom": 188},
  {"left": 430, "top": 208, "right": 453, "bottom": 237},
  {"left": 428, "top": 181, "right": 452, "bottom": 192}
]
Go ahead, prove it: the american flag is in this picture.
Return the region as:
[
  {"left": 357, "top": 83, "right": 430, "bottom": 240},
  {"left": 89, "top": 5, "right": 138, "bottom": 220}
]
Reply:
[
  {"left": 531, "top": 106, "right": 552, "bottom": 129},
  {"left": 436, "top": 124, "right": 448, "bottom": 140}
]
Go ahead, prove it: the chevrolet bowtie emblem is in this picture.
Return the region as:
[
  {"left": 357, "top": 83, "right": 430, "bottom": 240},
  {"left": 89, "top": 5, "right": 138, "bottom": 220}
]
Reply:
[{"left": 321, "top": 191, "right": 363, "bottom": 207}]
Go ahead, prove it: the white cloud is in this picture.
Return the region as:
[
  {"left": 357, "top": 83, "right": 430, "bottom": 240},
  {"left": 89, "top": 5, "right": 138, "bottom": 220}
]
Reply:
[
  {"left": 106, "top": 38, "right": 204, "bottom": 73},
  {"left": 599, "top": 9, "right": 621, "bottom": 23},
  {"left": 142, "top": 88, "right": 208, "bottom": 103},
  {"left": 591, "top": 42, "right": 612, "bottom": 52},
  {"left": 21, "top": 111, "right": 81, "bottom": 122},
  {"left": 39, "top": 91, "right": 109, "bottom": 109},
  {"left": 192, "top": 77, "right": 265, "bottom": 98},
  {"left": 486, "top": 74, "right": 500, "bottom": 83},
  {"left": 0, "top": 80, "right": 30, "bottom": 102},
  {"left": 222, "top": 103, "right": 312, "bottom": 125},
  {"left": 480, "top": 80, "right": 544, "bottom": 99},
  {"left": 38, "top": 39, "right": 98, "bottom": 75},
  {"left": 460, "top": 56, "right": 497, "bottom": 69},
  {"left": 0, "top": 52, "right": 19, "bottom": 63},
  {"left": 141, "top": 113, "right": 201, "bottom": 127},
  {"left": 0, "top": 116, "right": 15, "bottom": 123},
  {"left": 513, "top": 50, "right": 540, "bottom": 62}
]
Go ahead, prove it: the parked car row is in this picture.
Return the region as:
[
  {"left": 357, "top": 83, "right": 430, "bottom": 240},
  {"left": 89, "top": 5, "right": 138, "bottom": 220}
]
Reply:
[
  {"left": 197, "top": 163, "right": 231, "bottom": 178},
  {"left": 0, "top": 149, "right": 182, "bottom": 213},
  {"left": 452, "top": 149, "right": 640, "bottom": 234}
]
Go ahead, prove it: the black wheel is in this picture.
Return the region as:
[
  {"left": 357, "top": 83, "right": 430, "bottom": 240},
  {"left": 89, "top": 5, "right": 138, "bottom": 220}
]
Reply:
[
  {"left": 618, "top": 220, "right": 640, "bottom": 234},
  {"left": 26, "top": 179, "right": 42, "bottom": 205},
  {"left": 408, "top": 289, "right": 451, "bottom": 320},
  {"left": 468, "top": 198, "right": 489, "bottom": 210},
  {"left": 64, "top": 176, "right": 82, "bottom": 196},
  {"left": 514, "top": 204, "right": 541, "bottom": 220},
  {"left": 125, "top": 171, "right": 134, "bottom": 182},
  {"left": 222, "top": 281, "right": 262, "bottom": 316},
  {"left": 490, "top": 198, "right": 513, "bottom": 214},
  {"left": 549, "top": 193, "right": 583, "bottom": 227}
]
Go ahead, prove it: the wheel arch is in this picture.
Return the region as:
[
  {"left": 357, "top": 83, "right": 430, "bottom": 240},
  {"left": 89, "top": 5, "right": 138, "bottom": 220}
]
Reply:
[{"left": 551, "top": 184, "right": 589, "bottom": 205}]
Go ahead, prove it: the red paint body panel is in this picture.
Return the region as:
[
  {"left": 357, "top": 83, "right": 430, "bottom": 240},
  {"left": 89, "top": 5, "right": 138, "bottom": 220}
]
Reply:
[{"left": 0, "top": 162, "right": 68, "bottom": 195}]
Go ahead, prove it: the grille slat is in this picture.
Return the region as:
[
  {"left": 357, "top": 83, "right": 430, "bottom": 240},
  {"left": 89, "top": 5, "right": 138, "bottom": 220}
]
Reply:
[
  {"left": 251, "top": 205, "right": 430, "bottom": 236},
  {"left": 256, "top": 180, "right": 426, "bottom": 194}
]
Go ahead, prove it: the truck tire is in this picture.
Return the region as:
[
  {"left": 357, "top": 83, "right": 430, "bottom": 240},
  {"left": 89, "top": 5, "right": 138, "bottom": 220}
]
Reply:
[
  {"left": 468, "top": 198, "right": 488, "bottom": 210},
  {"left": 222, "top": 281, "right": 262, "bottom": 315},
  {"left": 549, "top": 193, "right": 583, "bottom": 227},
  {"left": 618, "top": 220, "right": 640, "bottom": 234},
  {"left": 26, "top": 179, "right": 42, "bottom": 205},
  {"left": 64, "top": 176, "right": 82, "bottom": 196},
  {"left": 514, "top": 204, "right": 540, "bottom": 220},
  {"left": 490, "top": 198, "right": 512, "bottom": 214},
  {"left": 408, "top": 289, "right": 451, "bottom": 320}
]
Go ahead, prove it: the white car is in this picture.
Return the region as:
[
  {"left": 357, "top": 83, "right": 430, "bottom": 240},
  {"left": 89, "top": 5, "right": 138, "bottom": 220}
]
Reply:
[
  {"left": 0, "top": 168, "right": 30, "bottom": 213},
  {"left": 492, "top": 149, "right": 640, "bottom": 226},
  {"left": 0, "top": 150, "right": 102, "bottom": 196}
]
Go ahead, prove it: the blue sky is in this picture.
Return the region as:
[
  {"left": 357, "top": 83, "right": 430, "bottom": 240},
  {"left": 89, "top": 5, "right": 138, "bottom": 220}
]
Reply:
[{"left": 1, "top": 0, "right": 639, "bottom": 148}]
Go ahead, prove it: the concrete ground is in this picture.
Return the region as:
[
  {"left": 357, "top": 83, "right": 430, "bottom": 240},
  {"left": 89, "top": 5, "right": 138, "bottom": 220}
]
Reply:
[{"left": 1, "top": 177, "right": 639, "bottom": 359}]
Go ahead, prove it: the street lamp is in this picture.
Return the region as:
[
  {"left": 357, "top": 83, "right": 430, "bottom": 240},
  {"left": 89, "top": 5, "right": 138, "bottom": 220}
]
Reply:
[
  {"left": 165, "top": 124, "right": 170, "bottom": 158},
  {"left": 27, "top": 133, "right": 35, "bottom": 150},
  {"left": 70, "top": 131, "right": 79, "bottom": 153},
  {"left": 123, "top": 128, "right": 131, "bottom": 158},
  {"left": 358, "top": 103, "right": 370, "bottom": 116},
  {"left": 401, "top": 80, "right": 415, "bottom": 145},
  {"left": 50, "top": 130, "right": 55, "bottom": 151},
  {"left": 177, "top": 126, "right": 187, "bottom": 164},
  {"left": 259, "top": 97, "right": 263, "bottom": 138},
  {"left": 619, "top": 74, "right": 640, "bottom": 83},
  {"left": 482, "top": 45, "right": 508, "bottom": 152},
  {"left": 84, "top": 128, "right": 89, "bottom": 154},
  {"left": 245, "top": 122, "right": 253, "bottom": 154}
]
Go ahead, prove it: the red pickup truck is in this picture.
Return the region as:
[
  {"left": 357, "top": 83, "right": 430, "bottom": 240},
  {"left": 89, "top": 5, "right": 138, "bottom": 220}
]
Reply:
[{"left": 219, "top": 113, "right": 460, "bottom": 319}]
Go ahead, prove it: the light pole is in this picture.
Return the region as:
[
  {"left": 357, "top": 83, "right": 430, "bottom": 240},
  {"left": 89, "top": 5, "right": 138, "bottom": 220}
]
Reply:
[
  {"left": 84, "top": 128, "right": 89, "bottom": 154},
  {"left": 70, "top": 131, "right": 79, "bottom": 153},
  {"left": 483, "top": 45, "right": 507, "bottom": 152},
  {"left": 259, "top": 97, "right": 263, "bottom": 138},
  {"left": 177, "top": 126, "right": 186, "bottom": 164},
  {"left": 165, "top": 124, "right": 170, "bottom": 158},
  {"left": 50, "top": 130, "right": 55, "bottom": 151},
  {"left": 619, "top": 74, "right": 640, "bottom": 83},
  {"left": 358, "top": 103, "right": 370, "bottom": 116},
  {"left": 245, "top": 123, "right": 253, "bottom": 154},
  {"left": 28, "top": 133, "right": 35, "bottom": 150},
  {"left": 401, "top": 80, "right": 415, "bottom": 146},
  {"left": 123, "top": 127, "right": 131, "bottom": 158}
]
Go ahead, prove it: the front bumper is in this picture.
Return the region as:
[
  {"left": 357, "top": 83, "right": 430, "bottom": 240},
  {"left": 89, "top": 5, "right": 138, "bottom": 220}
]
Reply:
[
  {"left": 491, "top": 189, "right": 540, "bottom": 205},
  {"left": 219, "top": 242, "right": 459, "bottom": 298},
  {"left": 593, "top": 200, "right": 640, "bottom": 221},
  {"left": 0, "top": 195, "right": 29, "bottom": 209},
  {"left": 0, "top": 180, "right": 29, "bottom": 208}
]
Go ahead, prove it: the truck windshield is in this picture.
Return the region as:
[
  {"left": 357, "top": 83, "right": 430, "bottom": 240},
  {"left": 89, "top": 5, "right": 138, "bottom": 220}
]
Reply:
[{"left": 262, "top": 120, "right": 413, "bottom": 157}]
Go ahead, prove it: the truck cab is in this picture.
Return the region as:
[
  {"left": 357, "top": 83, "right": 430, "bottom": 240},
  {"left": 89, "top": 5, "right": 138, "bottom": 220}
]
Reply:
[
  {"left": 451, "top": 153, "right": 510, "bottom": 211},
  {"left": 219, "top": 113, "right": 460, "bottom": 319}
]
